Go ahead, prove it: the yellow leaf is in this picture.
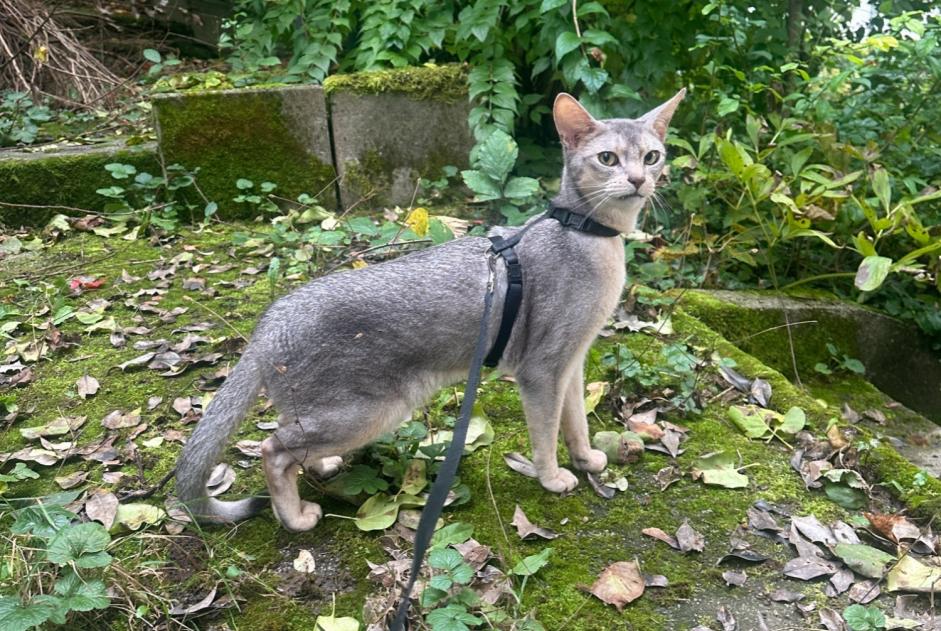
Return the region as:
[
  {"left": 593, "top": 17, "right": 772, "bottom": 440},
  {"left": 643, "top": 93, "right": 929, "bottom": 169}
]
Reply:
[
  {"left": 584, "top": 381, "right": 609, "bottom": 414},
  {"left": 351, "top": 259, "right": 367, "bottom": 269},
  {"left": 405, "top": 207, "right": 429, "bottom": 237},
  {"left": 34, "top": 46, "right": 48, "bottom": 63}
]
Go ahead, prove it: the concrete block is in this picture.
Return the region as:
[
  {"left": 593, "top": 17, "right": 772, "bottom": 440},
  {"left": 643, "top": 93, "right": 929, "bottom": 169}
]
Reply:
[
  {"left": 0, "top": 142, "right": 159, "bottom": 228},
  {"left": 325, "top": 64, "right": 472, "bottom": 210},
  {"left": 152, "top": 84, "right": 337, "bottom": 218}
]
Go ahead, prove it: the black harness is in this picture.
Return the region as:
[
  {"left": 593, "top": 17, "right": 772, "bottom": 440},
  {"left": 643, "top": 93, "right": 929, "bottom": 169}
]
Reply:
[
  {"left": 484, "top": 203, "right": 620, "bottom": 366},
  {"left": 391, "top": 205, "right": 619, "bottom": 630}
]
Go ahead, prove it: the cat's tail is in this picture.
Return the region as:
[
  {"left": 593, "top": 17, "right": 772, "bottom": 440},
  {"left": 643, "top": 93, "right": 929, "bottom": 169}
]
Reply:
[{"left": 175, "top": 354, "right": 268, "bottom": 523}]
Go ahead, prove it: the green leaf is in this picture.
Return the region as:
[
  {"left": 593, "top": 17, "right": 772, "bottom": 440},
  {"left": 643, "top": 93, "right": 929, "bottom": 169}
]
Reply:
[
  {"left": 778, "top": 407, "right": 806, "bottom": 434},
  {"left": 554, "top": 32, "right": 581, "bottom": 61},
  {"left": 843, "top": 604, "right": 886, "bottom": 630},
  {"left": 314, "top": 615, "right": 360, "bottom": 631},
  {"left": 833, "top": 544, "right": 895, "bottom": 579},
  {"left": 431, "top": 522, "right": 474, "bottom": 548},
  {"left": 204, "top": 201, "right": 218, "bottom": 218},
  {"left": 46, "top": 522, "right": 112, "bottom": 567},
  {"left": 353, "top": 493, "right": 424, "bottom": 531},
  {"left": 511, "top": 547, "right": 552, "bottom": 576},
  {"left": 693, "top": 451, "right": 749, "bottom": 489},
  {"left": 50, "top": 570, "right": 110, "bottom": 612},
  {"left": 236, "top": 178, "right": 254, "bottom": 190},
  {"left": 503, "top": 176, "right": 539, "bottom": 200},
  {"left": 728, "top": 406, "right": 770, "bottom": 439},
  {"left": 854, "top": 255, "right": 892, "bottom": 292},
  {"left": 113, "top": 503, "right": 166, "bottom": 531},
  {"left": 461, "top": 170, "right": 501, "bottom": 202},
  {"left": 872, "top": 168, "right": 891, "bottom": 212},
  {"left": 425, "top": 603, "right": 482, "bottom": 631},
  {"left": 476, "top": 129, "right": 518, "bottom": 182},
  {"left": 334, "top": 465, "right": 389, "bottom": 495},
  {"left": 143, "top": 48, "right": 161, "bottom": 63},
  {"left": 429, "top": 547, "right": 464, "bottom": 571},
  {"left": 823, "top": 480, "right": 868, "bottom": 510},
  {"left": 11, "top": 505, "right": 76, "bottom": 539},
  {"left": 0, "top": 596, "right": 55, "bottom": 631},
  {"left": 104, "top": 163, "right": 136, "bottom": 179}
]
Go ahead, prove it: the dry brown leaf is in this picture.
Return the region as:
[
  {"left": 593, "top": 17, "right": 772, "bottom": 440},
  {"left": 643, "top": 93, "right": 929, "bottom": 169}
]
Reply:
[
  {"left": 102, "top": 408, "right": 142, "bottom": 429},
  {"left": 54, "top": 470, "right": 88, "bottom": 489},
  {"left": 641, "top": 527, "right": 679, "bottom": 550},
  {"left": 588, "top": 561, "right": 644, "bottom": 612},
  {"left": 510, "top": 505, "right": 559, "bottom": 541},
  {"left": 76, "top": 374, "right": 100, "bottom": 399},
  {"left": 676, "top": 519, "right": 705, "bottom": 553},
  {"left": 85, "top": 490, "right": 119, "bottom": 529},
  {"left": 864, "top": 512, "right": 922, "bottom": 543}
]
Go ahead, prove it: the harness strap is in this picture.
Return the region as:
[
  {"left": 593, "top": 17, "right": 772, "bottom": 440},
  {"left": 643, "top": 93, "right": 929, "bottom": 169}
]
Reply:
[{"left": 483, "top": 235, "right": 523, "bottom": 368}]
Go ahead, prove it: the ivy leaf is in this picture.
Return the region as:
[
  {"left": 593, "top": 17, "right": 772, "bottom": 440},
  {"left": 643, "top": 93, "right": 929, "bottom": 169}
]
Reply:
[
  {"left": 511, "top": 547, "right": 552, "bottom": 576},
  {"left": 46, "top": 522, "right": 112, "bottom": 568},
  {"left": 554, "top": 32, "right": 581, "bottom": 62}
]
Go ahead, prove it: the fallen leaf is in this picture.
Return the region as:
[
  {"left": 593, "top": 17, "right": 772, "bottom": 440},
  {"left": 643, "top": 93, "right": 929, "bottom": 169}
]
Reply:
[
  {"left": 864, "top": 512, "right": 922, "bottom": 544},
  {"left": 644, "top": 574, "right": 668, "bottom": 588},
  {"left": 654, "top": 465, "right": 682, "bottom": 491},
  {"left": 749, "top": 378, "right": 772, "bottom": 407},
  {"left": 716, "top": 605, "right": 736, "bottom": 631},
  {"left": 314, "top": 616, "right": 360, "bottom": 631},
  {"left": 886, "top": 554, "right": 941, "bottom": 593},
  {"left": 818, "top": 607, "right": 846, "bottom": 631},
  {"left": 848, "top": 580, "right": 880, "bottom": 604},
  {"left": 54, "top": 471, "right": 88, "bottom": 489},
  {"left": 589, "top": 561, "right": 644, "bottom": 611},
  {"left": 169, "top": 586, "right": 217, "bottom": 615},
  {"left": 114, "top": 503, "right": 166, "bottom": 531},
  {"left": 85, "top": 490, "right": 119, "bottom": 529},
  {"left": 102, "top": 408, "right": 142, "bottom": 429},
  {"left": 769, "top": 588, "right": 804, "bottom": 603},
  {"left": 502, "top": 452, "right": 537, "bottom": 479},
  {"left": 205, "top": 463, "right": 236, "bottom": 497},
  {"left": 586, "top": 472, "right": 615, "bottom": 499},
  {"left": 676, "top": 519, "right": 705, "bottom": 553},
  {"left": 691, "top": 451, "right": 749, "bottom": 489},
  {"left": 832, "top": 543, "right": 895, "bottom": 579},
  {"left": 642, "top": 527, "right": 679, "bottom": 549},
  {"left": 584, "top": 381, "right": 609, "bottom": 414},
  {"left": 782, "top": 556, "right": 838, "bottom": 580},
  {"left": 76, "top": 375, "right": 100, "bottom": 399},
  {"left": 829, "top": 569, "right": 855, "bottom": 595},
  {"left": 19, "top": 416, "right": 86, "bottom": 440},
  {"left": 792, "top": 515, "right": 836, "bottom": 546},
  {"left": 9, "top": 447, "right": 59, "bottom": 465},
  {"left": 511, "top": 505, "right": 559, "bottom": 541},
  {"left": 716, "top": 550, "right": 768, "bottom": 565}
]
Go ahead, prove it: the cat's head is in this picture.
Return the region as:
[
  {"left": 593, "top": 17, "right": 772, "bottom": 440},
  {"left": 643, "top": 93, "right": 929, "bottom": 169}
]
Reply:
[{"left": 553, "top": 90, "right": 685, "bottom": 233}]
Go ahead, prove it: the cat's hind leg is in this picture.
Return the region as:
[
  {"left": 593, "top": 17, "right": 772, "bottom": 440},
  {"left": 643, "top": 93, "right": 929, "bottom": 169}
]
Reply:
[{"left": 260, "top": 418, "right": 343, "bottom": 532}]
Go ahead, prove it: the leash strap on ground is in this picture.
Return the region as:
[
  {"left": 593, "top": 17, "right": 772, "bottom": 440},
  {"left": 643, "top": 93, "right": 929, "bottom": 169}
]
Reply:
[{"left": 390, "top": 255, "right": 497, "bottom": 631}]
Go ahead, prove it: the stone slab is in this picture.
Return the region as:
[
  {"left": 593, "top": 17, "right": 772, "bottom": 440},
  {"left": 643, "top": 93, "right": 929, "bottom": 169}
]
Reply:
[
  {"left": 683, "top": 289, "right": 941, "bottom": 421},
  {"left": 152, "top": 84, "right": 337, "bottom": 219},
  {"left": 0, "top": 142, "right": 159, "bottom": 227},
  {"left": 326, "top": 65, "right": 472, "bottom": 210}
]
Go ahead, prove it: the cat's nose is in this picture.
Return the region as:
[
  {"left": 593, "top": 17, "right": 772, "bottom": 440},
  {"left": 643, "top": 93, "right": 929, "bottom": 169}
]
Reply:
[{"left": 628, "top": 174, "right": 646, "bottom": 188}]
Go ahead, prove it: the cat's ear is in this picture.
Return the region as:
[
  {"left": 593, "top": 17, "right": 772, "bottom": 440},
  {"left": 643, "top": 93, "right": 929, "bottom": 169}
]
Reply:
[
  {"left": 639, "top": 88, "right": 686, "bottom": 141},
  {"left": 553, "top": 93, "right": 598, "bottom": 148}
]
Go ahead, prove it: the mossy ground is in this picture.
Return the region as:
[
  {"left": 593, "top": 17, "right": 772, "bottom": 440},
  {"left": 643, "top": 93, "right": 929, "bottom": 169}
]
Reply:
[
  {"left": 323, "top": 64, "right": 468, "bottom": 103},
  {"left": 0, "top": 225, "right": 936, "bottom": 629}
]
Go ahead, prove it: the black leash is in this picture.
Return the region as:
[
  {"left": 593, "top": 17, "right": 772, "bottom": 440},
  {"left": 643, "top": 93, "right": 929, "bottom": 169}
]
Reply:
[{"left": 390, "top": 206, "right": 618, "bottom": 630}]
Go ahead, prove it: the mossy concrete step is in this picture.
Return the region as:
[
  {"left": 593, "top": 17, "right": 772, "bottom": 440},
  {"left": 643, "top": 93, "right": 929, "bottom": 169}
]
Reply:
[
  {"left": 152, "top": 84, "right": 337, "bottom": 219},
  {"left": 0, "top": 142, "right": 159, "bottom": 227},
  {"left": 679, "top": 289, "right": 941, "bottom": 423},
  {"left": 324, "top": 65, "right": 473, "bottom": 211}
]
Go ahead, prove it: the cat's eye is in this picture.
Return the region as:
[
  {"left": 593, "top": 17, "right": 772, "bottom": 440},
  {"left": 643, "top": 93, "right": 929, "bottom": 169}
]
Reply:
[
  {"left": 597, "top": 151, "right": 619, "bottom": 166},
  {"left": 643, "top": 150, "right": 661, "bottom": 165}
]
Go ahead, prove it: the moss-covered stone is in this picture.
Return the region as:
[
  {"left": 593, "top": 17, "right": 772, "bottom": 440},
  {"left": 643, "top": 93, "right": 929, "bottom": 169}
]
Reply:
[
  {"left": 328, "top": 65, "right": 473, "bottom": 209},
  {"left": 152, "top": 84, "right": 337, "bottom": 219},
  {"left": 323, "top": 63, "right": 468, "bottom": 103},
  {"left": 0, "top": 143, "right": 160, "bottom": 228}
]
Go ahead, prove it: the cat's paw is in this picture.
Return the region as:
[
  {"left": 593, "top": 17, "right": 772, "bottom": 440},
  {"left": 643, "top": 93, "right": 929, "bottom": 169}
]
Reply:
[
  {"left": 572, "top": 449, "right": 607, "bottom": 473},
  {"left": 313, "top": 456, "right": 343, "bottom": 478},
  {"left": 279, "top": 501, "right": 323, "bottom": 532},
  {"left": 539, "top": 467, "right": 579, "bottom": 494}
]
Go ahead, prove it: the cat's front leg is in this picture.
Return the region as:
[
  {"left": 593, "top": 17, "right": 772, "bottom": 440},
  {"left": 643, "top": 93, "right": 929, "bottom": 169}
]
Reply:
[
  {"left": 560, "top": 363, "right": 607, "bottom": 473},
  {"left": 517, "top": 370, "right": 579, "bottom": 493}
]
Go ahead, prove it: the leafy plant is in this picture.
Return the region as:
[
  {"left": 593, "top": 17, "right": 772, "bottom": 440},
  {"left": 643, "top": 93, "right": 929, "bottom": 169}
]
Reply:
[
  {"left": 96, "top": 162, "right": 211, "bottom": 235},
  {"left": 461, "top": 129, "right": 540, "bottom": 225},
  {"left": 0, "top": 494, "right": 112, "bottom": 630},
  {"left": 603, "top": 341, "right": 702, "bottom": 413},
  {"left": 813, "top": 343, "right": 865, "bottom": 376},
  {"left": 843, "top": 604, "right": 886, "bottom": 631},
  {"left": 0, "top": 92, "right": 51, "bottom": 146}
]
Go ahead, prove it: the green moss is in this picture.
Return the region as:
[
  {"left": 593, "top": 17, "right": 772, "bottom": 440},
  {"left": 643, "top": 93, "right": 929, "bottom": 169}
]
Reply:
[
  {"left": 153, "top": 88, "right": 337, "bottom": 220},
  {"left": 323, "top": 64, "right": 468, "bottom": 103},
  {"left": 676, "top": 289, "right": 861, "bottom": 381},
  {"left": 0, "top": 145, "right": 160, "bottom": 227}
]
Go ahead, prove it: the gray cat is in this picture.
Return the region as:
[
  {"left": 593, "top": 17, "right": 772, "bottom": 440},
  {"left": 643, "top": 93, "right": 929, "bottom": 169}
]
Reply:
[{"left": 175, "top": 90, "right": 685, "bottom": 531}]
